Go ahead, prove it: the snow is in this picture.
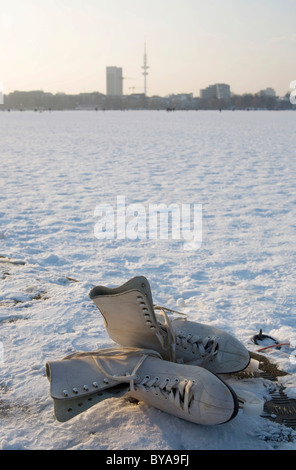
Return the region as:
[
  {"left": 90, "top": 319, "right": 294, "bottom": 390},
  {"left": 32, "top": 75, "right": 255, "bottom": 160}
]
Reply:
[{"left": 0, "top": 109, "right": 296, "bottom": 450}]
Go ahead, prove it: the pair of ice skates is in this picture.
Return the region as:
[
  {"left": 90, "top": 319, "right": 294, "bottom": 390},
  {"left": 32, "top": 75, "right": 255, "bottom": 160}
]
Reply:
[{"left": 46, "top": 276, "right": 250, "bottom": 425}]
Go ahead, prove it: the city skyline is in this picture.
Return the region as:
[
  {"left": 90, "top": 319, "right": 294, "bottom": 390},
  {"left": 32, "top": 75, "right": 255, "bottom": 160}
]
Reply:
[{"left": 1, "top": 0, "right": 295, "bottom": 97}]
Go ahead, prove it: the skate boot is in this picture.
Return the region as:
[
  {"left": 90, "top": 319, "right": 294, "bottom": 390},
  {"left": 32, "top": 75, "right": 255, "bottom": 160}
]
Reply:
[
  {"left": 89, "top": 276, "right": 250, "bottom": 374},
  {"left": 46, "top": 347, "right": 239, "bottom": 425}
]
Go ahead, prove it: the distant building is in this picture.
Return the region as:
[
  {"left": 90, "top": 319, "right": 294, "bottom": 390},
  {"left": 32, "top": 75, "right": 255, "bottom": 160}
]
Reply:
[
  {"left": 259, "top": 87, "right": 276, "bottom": 97},
  {"left": 168, "top": 93, "right": 194, "bottom": 109},
  {"left": 216, "top": 83, "right": 231, "bottom": 101},
  {"left": 200, "top": 83, "right": 231, "bottom": 101},
  {"left": 106, "top": 66, "right": 123, "bottom": 96},
  {"left": 200, "top": 85, "right": 217, "bottom": 100}
]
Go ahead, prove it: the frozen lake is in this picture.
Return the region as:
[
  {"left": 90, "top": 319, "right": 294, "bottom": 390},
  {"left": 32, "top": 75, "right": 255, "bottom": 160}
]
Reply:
[{"left": 0, "top": 109, "right": 296, "bottom": 450}]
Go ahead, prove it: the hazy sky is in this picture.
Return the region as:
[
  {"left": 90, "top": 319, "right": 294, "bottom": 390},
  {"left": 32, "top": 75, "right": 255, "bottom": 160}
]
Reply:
[{"left": 1, "top": 0, "right": 295, "bottom": 97}]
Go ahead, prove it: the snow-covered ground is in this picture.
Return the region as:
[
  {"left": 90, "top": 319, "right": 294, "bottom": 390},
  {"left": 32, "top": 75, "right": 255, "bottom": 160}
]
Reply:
[{"left": 0, "top": 109, "right": 296, "bottom": 450}]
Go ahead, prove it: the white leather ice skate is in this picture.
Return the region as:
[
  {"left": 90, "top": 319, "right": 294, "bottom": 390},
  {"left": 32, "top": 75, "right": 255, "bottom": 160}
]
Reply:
[
  {"left": 89, "top": 276, "right": 250, "bottom": 374},
  {"left": 46, "top": 347, "right": 239, "bottom": 425}
]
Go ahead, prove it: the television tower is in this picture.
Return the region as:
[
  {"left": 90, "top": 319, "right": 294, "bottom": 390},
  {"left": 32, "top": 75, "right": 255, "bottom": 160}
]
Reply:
[{"left": 142, "top": 42, "right": 149, "bottom": 96}]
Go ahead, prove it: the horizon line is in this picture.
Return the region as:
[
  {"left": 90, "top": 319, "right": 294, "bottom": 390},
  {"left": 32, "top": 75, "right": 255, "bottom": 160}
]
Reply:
[{"left": 1, "top": 87, "right": 290, "bottom": 99}]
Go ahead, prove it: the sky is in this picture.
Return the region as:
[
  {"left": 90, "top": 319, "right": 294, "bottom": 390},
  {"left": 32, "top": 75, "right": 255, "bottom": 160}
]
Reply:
[{"left": 1, "top": 0, "right": 295, "bottom": 97}]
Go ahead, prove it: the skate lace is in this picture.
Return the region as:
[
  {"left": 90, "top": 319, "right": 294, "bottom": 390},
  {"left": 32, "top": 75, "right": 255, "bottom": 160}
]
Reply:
[
  {"left": 175, "top": 332, "right": 219, "bottom": 364},
  {"left": 154, "top": 305, "right": 219, "bottom": 365},
  {"left": 64, "top": 347, "right": 161, "bottom": 387},
  {"left": 136, "top": 375, "right": 195, "bottom": 413}
]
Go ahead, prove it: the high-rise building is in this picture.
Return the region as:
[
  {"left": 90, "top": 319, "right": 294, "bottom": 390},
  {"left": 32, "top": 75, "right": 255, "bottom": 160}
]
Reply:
[
  {"left": 216, "top": 83, "right": 231, "bottom": 101},
  {"left": 200, "top": 85, "right": 217, "bottom": 100},
  {"left": 200, "top": 83, "right": 231, "bottom": 101},
  {"left": 106, "top": 67, "right": 123, "bottom": 96},
  {"left": 259, "top": 87, "right": 276, "bottom": 97}
]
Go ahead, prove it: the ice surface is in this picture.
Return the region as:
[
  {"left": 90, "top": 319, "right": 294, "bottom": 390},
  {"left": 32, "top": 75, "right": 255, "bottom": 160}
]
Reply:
[{"left": 0, "top": 109, "right": 296, "bottom": 450}]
